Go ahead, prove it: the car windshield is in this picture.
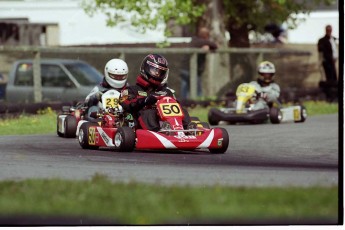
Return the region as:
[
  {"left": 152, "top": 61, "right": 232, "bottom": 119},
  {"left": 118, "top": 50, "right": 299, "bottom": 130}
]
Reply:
[{"left": 65, "top": 62, "right": 103, "bottom": 86}]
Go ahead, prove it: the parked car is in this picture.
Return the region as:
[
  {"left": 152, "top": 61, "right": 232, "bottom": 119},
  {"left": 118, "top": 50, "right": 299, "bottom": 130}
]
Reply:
[{"left": 5, "top": 59, "right": 103, "bottom": 103}]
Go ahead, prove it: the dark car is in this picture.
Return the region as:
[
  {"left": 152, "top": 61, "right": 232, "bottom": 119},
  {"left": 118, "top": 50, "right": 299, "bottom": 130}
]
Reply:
[{"left": 5, "top": 59, "right": 103, "bottom": 103}]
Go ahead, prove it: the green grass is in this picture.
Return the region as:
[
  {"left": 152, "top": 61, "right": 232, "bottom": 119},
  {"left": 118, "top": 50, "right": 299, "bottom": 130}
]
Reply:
[
  {"left": 0, "top": 175, "right": 338, "bottom": 225},
  {"left": 0, "top": 107, "right": 57, "bottom": 135}
]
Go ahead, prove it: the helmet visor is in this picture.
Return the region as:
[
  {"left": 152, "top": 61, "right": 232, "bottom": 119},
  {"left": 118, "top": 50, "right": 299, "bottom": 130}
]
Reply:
[
  {"left": 260, "top": 73, "right": 274, "bottom": 82},
  {"left": 148, "top": 66, "right": 167, "bottom": 82},
  {"left": 108, "top": 73, "right": 127, "bottom": 81}
]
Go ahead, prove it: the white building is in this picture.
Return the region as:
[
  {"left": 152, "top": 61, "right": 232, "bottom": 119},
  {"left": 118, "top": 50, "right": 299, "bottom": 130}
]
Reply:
[{"left": 0, "top": 0, "right": 339, "bottom": 46}]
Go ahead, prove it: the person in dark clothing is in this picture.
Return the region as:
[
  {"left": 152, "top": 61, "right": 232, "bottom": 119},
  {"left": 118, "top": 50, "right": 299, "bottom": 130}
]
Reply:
[
  {"left": 180, "top": 27, "right": 218, "bottom": 99},
  {"left": 120, "top": 54, "right": 191, "bottom": 131},
  {"left": 317, "top": 25, "right": 338, "bottom": 101}
]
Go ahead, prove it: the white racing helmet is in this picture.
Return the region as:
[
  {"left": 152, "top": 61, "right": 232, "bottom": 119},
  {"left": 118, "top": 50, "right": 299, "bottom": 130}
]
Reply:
[
  {"left": 104, "top": 59, "right": 128, "bottom": 89},
  {"left": 257, "top": 61, "right": 276, "bottom": 83}
]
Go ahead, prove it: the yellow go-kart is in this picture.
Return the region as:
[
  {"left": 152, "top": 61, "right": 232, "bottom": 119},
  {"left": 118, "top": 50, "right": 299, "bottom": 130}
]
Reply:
[{"left": 208, "top": 83, "right": 307, "bottom": 125}]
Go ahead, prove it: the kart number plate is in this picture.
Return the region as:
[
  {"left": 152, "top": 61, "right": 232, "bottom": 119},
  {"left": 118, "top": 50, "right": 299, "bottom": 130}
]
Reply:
[
  {"left": 293, "top": 108, "right": 300, "bottom": 120},
  {"left": 104, "top": 97, "right": 119, "bottom": 109},
  {"left": 236, "top": 84, "right": 256, "bottom": 96},
  {"left": 159, "top": 103, "right": 183, "bottom": 116},
  {"left": 88, "top": 127, "right": 96, "bottom": 145}
]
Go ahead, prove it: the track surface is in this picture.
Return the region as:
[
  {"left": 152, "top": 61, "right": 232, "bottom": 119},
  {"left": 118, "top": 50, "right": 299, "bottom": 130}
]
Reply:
[{"left": 0, "top": 114, "right": 339, "bottom": 187}]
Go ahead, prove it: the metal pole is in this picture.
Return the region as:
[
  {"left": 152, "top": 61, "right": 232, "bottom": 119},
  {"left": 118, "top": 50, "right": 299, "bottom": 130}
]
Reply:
[
  {"left": 33, "top": 50, "right": 42, "bottom": 103},
  {"left": 189, "top": 53, "right": 197, "bottom": 99}
]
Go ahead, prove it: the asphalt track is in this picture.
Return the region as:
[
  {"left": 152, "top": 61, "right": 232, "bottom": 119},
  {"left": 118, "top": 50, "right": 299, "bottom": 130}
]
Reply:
[{"left": 0, "top": 114, "right": 339, "bottom": 187}]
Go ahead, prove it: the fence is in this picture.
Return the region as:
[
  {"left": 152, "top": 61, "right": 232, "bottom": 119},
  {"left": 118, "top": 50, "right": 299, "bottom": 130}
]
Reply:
[{"left": 0, "top": 45, "right": 312, "bottom": 103}]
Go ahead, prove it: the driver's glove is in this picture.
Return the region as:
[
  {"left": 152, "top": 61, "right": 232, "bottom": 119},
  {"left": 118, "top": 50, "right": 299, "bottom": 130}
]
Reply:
[
  {"left": 144, "top": 94, "right": 158, "bottom": 105},
  {"left": 260, "top": 92, "right": 268, "bottom": 100}
]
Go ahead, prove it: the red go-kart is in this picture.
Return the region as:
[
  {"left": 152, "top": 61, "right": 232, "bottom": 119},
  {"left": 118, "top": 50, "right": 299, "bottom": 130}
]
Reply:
[{"left": 78, "top": 95, "right": 229, "bottom": 154}]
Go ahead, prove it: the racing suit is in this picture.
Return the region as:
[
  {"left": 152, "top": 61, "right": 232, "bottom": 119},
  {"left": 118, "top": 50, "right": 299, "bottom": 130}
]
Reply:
[
  {"left": 120, "top": 75, "right": 191, "bottom": 131},
  {"left": 249, "top": 80, "right": 280, "bottom": 110},
  {"left": 85, "top": 79, "right": 127, "bottom": 122}
]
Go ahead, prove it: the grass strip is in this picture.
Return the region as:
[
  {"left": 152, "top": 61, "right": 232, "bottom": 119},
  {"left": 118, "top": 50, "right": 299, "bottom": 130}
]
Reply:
[
  {"left": 0, "top": 101, "right": 338, "bottom": 136},
  {"left": 0, "top": 176, "right": 338, "bottom": 225}
]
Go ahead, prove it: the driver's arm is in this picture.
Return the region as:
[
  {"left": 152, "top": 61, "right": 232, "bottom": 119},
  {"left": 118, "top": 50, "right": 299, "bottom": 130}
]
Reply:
[{"left": 264, "top": 84, "right": 280, "bottom": 102}]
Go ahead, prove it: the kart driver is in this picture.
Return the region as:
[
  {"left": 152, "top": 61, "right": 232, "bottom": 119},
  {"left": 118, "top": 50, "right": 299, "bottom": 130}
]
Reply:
[
  {"left": 84, "top": 58, "right": 129, "bottom": 122},
  {"left": 249, "top": 61, "right": 281, "bottom": 110},
  {"left": 120, "top": 53, "right": 192, "bottom": 131}
]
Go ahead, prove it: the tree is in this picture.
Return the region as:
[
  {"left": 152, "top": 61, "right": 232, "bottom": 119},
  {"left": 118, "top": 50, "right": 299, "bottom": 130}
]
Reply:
[
  {"left": 82, "top": 0, "right": 335, "bottom": 98},
  {"left": 82, "top": 0, "right": 335, "bottom": 48}
]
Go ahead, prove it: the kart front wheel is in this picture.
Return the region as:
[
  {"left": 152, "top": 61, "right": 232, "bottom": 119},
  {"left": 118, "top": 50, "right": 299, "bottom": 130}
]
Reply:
[
  {"left": 114, "top": 127, "right": 136, "bottom": 152},
  {"left": 209, "top": 128, "right": 229, "bottom": 154},
  {"left": 269, "top": 107, "right": 282, "bottom": 124},
  {"left": 78, "top": 122, "right": 99, "bottom": 150},
  {"left": 208, "top": 110, "right": 219, "bottom": 126},
  {"left": 64, "top": 115, "right": 77, "bottom": 138}
]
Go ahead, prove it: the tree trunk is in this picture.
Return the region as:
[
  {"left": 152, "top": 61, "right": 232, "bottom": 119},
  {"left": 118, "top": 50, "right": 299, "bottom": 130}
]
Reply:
[
  {"left": 227, "top": 22, "right": 250, "bottom": 48},
  {"left": 198, "top": 0, "right": 231, "bottom": 97}
]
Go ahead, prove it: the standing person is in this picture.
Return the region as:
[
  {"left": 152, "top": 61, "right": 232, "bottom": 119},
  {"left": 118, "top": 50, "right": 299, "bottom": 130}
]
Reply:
[
  {"left": 180, "top": 27, "right": 218, "bottom": 100},
  {"left": 317, "top": 25, "right": 338, "bottom": 101},
  {"left": 84, "top": 58, "right": 129, "bottom": 122},
  {"left": 0, "top": 73, "right": 7, "bottom": 100},
  {"left": 120, "top": 54, "right": 191, "bottom": 131}
]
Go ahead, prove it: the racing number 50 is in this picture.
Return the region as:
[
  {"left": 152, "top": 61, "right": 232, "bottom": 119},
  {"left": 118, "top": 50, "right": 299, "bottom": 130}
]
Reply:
[{"left": 160, "top": 103, "right": 183, "bottom": 116}]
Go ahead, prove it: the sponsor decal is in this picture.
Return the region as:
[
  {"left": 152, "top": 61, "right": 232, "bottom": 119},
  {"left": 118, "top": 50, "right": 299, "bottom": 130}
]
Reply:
[
  {"left": 173, "top": 132, "right": 197, "bottom": 142},
  {"left": 101, "top": 132, "right": 110, "bottom": 145},
  {"left": 155, "top": 91, "right": 167, "bottom": 96},
  {"left": 106, "top": 115, "right": 113, "bottom": 121},
  {"left": 293, "top": 108, "right": 300, "bottom": 120},
  {"left": 88, "top": 127, "right": 96, "bottom": 145},
  {"left": 121, "top": 89, "right": 128, "bottom": 96},
  {"left": 138, "top": 91, "right": 148, "bottom": 97},
  {"left": 217, "top": 138, "right": 223, "bottom": 146},
  {"left": 97, "top": 127, "right": 115, "bottom": 147}
]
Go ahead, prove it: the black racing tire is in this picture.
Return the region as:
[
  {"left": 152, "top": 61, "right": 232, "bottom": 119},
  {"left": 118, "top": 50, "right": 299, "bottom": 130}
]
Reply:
[
  {"left": 208, "top": 110, "right": 219, "bottom": 126},
  {"left": 209, "top": 128, "right": 229, "bottom": 154},
  {"left": 114, "top": 127, "right": 136, "bottom": 152},
  {"left": 269, "top": 107, "right": 282, "bottom": 124},
  {"left": 78, "top": 122, "right": 99, "bottom": 150},
  {"left": 199, "top": 122, "right": 211, "bottom": 129},
  {"left": 64, "top": 115, "right": 77, "bottom": 138},
  {"left": 295, "top": 105, "right": 307, "bottom": 123}
]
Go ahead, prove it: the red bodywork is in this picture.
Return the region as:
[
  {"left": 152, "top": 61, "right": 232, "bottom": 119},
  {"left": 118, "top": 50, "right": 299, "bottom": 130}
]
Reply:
[{"left": 135, "top": 96, "right": 228, "bottom": 151}]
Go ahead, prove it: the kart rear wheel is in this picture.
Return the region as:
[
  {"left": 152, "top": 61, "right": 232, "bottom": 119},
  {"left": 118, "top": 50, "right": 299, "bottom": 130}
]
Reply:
[
  {"left": 56, "top": 115, "right": 64, "bottom": 137},
  {"left": 295, "top": 105, "right": 307, "bottom": 123},
  {"left": 114, "top": 127, "right": 136, "bottom": 152},
  {"left": 209, "top": 128, "right": 229, "bottom": 154},
  {"left": 78, "top": 122, "right": 99, "bottom": 150},
  {"left": 208, "top": 110, "right": 219, "bottom": 126},
  {"left": 64, "top": 115, "right": 77, "bottom": 138},
  {"left": 269, "top": 107, "right": 282, "bottom": 124}
]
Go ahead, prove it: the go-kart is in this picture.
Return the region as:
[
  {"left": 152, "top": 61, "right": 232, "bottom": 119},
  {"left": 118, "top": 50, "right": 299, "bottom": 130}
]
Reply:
[
  {"left": 77, "top": 89, "right": 135, "bottom": 149},
  {"left": 208, "top": 83, "right": 307, "bottom": 125},
  {"left": 56, "top": 102, "right": 87, "bottom": 138},
  {"left": 78, "top": 95, "right": 229, "bottom": 154}
]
